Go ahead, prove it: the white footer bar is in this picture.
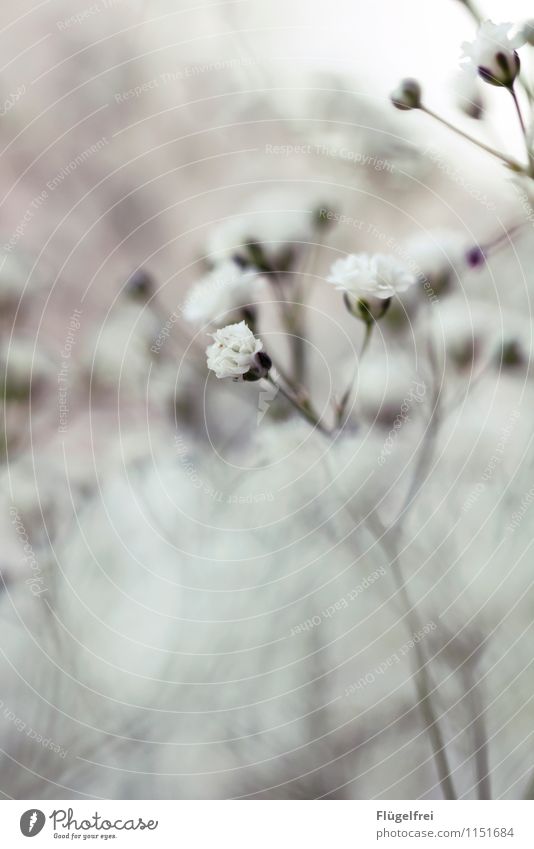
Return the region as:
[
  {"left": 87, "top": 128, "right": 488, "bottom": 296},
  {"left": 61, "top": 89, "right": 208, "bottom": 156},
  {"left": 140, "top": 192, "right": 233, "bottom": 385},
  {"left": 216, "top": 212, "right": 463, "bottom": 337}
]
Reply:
[{"left": 2, "top": 800, "right": 533, "bottom": 847}]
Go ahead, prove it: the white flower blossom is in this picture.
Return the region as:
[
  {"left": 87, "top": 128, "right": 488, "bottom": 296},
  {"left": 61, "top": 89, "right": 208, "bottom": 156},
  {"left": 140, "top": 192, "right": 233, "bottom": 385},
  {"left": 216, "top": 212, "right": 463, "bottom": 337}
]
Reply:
[
  {"left": 183, "top": 261, "right": 263, "bottom": 325},
  {"left": 327, "top": 253, "right": 417, "bottom": 301},
  {"left": 461, "top": 21, "right": 525, "bottom": 86},
  {"left": 206, "top": 321, "right": 266, "bottom": 380}
]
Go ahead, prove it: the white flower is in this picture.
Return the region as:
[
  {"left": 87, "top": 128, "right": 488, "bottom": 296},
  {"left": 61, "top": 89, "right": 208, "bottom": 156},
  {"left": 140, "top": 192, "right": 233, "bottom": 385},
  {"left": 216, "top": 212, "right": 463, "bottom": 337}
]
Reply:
[
  {"left": 183, "top": 261, "right": 262, "bottom": 325},
  {"left": 461, "top": 21, "right": 525, "bottom": 86},
  {"left": 206, "top": 321, "right": 266, "bottom": 380},
  {"left": 327, "top": 253, "right": 416, "bottom": 301}
]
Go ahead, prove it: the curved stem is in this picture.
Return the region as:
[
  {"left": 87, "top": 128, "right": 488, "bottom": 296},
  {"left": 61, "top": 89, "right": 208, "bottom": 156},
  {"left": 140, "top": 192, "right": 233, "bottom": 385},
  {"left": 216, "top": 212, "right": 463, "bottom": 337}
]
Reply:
[
  {"left": 421, "top": 105, "right": 524, "bottom": 171},
  {"left": 336, "top": 322, "right": 374, "bottom": 429},
  {"left": 509, "top": 86, "right": 534, "bottom": 176},
  {"left": 391, "top": 557, "right": 457, "bottom": 800},
  {"left": 372, "top": 518, "right": 457, "bottom": 800}
]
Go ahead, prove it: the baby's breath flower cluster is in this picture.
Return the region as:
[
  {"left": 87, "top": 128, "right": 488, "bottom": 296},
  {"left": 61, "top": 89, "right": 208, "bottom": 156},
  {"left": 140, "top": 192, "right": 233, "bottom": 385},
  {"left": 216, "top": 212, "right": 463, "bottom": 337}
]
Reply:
[
  {"left": 206, "top": 321, "right": 270, "bottom": 381},
  {"left": 391, "top": 18, "right": 534, "bottom": 177},
  {"left": 191, "top": 15, "right": 534, "bottom": 442},
  {"left": 199, "top": 243, "right": 420, "bottom": 433},
  {"left": 183, "top": 261, "right": 263, "bottom": 327},
  {"left": 327, "top": 253, "right": 417, "bottom": 323}
]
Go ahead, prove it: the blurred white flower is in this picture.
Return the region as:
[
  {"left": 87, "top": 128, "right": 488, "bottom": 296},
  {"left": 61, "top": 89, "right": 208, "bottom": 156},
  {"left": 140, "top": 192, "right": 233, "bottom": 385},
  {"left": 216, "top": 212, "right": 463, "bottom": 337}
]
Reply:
[
  {"left": 327, "top": 253, "right": 416, "bottom": 301},
  {"left": 206, "top": 320, "right": 267, "bottom": 380},
  {"left": 82, "top": 301, "right": 159, "bottom": 393},
  {"left": 183, "top": 260, "right": 263, "bottom": 326},
  {"left": 406, "top": 229, "right": 465, "bottom": 291},
  {"left": 355, "top": 356, "right": 424, "bottom": 428},
  {"left": 461, "top": 21, "right": 525, "bottom": 86},
  {"left": 453, "top": 67, "right": 484, "bottom": 119},
  {"left": 1, "top": 340, "right": 53, "bottom": 399},
  {"left": 434, "top": 297, "right": 494, "bottom": 370},
  {"left": 205, "top": 189, "right": 327, "bottom": 271}
]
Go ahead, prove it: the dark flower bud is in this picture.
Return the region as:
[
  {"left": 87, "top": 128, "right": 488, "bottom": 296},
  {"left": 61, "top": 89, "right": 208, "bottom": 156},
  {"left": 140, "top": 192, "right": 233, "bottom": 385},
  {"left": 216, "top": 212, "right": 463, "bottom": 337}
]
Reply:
[
  {"left": 125, "top": 269, "right": 154, "bottom": 300},
  {"left": 390, "top": 79, "right": 422, "bottom": 111},
  {"left": 243, "top": 351, "right": 272, "bottom": 381},
  {"left": 466, "top": 246, "right": 486, "bottom": 268}
]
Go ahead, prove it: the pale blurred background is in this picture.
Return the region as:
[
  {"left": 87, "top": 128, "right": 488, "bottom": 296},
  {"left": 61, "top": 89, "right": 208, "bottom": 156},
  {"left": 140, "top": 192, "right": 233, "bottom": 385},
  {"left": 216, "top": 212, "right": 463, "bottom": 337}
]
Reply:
[{"left": 1, "top": 0, "right": 534, "bottom": 801}]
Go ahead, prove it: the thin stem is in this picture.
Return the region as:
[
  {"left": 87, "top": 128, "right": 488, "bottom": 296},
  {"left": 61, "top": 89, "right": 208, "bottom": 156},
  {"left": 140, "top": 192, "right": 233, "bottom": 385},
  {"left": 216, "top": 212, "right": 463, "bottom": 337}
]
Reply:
[
  {"left": 393, "top": 330, "right": 440, "bottom": 525},
  {"left": 456, "top": 0, "right": 483, "bottom": 24},
  {"left": 421, "top": 105, "right": 524, "bottom": 171},
  {"left": 267, "top": 375, "right": 330, "bottom": 435},
  {"left": 336, "top": 321, "right": 374, "bottom": 429},
  {"left": 468, "top": 675, "right": 492, "bottom": 799},
  {"left": 510, "top": 86, "right": 528, "bottom": 137},
  {"left": 377, "top": 522, "right": 457, "bottom": 800},
  {"left": 268, "top": 272, "right": 307, "bottom": 384},
  {"left": 360, "top": 321, "right": 373, "bottom": 359},
  {"left": 509, "top": 86, "right": 534, "bottom": 176},
  {"left": 268, "top": 354, "right": 302, "bottom": 398},
  {"left": 288, "top": 299, "right": 306, "bottom": 385}
]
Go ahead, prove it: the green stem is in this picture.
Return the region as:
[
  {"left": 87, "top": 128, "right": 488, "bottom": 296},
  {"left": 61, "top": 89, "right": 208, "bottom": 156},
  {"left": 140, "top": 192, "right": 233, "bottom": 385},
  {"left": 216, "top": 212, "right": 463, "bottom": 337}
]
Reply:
[
  {"left": 456, "top": 0, "right": 483, "bottom": 24},
  {"left": 360, "top": 321, "right": 374, "bottom": 359},
  {"left": 421, "top": 105, "right": 524, "bottom": 171}
]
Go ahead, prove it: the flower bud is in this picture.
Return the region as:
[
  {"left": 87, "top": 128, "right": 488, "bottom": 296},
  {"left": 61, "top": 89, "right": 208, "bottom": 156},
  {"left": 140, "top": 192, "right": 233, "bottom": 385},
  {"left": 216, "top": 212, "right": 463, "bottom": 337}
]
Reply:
[
  {"left": 462, "top": 22, "right": 525, "bottom": 88},
  {"left": 390, "top": 79, "right": 422, "bottom": 111},
  {"left": 343, "top": 293, "right": 391, "bottom": 324},
  {"left": 478, "top": 52, "right": 520, "bottom": 87},
  {"left": 125, "top": 269, "right": 154, "bottom": 301},
  {"left": 243, "top": 351, "right": 272, "bottom": 381},
  {"left": 497, "top": 338, "right": 524, "bottom": 369},
  {"left": 466, "top": 246, "right": 486, "bottom": 268}
]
